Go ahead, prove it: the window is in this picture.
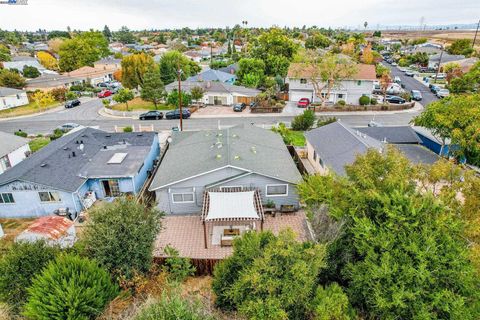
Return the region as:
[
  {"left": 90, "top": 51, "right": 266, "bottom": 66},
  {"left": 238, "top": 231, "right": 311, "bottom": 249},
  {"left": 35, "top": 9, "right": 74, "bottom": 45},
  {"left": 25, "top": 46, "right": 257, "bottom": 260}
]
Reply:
[
  {"left": 172, "top": 193, "right": 195, "bottom": 203},
  {"left": 313, "top": 151, "right": 317, "bottom": 161},
  {"left": 16, "top": 94, "right": 20, "bottom": 99},
  {"left": 38, "top": 191, "right": 61, "bottom": 202},
  {"left": 357, "top": 80, "right": 362, "bottom": 86},
  {"left": 219, "top": 186, "right": 243, "bottom": 192},
  {"left": 337, "top": 94, "right": 344, "bottom": 99},
  {"left": 0, "top": 193, "right": 14, "bottom": 204},
  {"left": 266, "top": 184, "right": 288, "bottom": 196},
  {"left": 0, "top": 156, "right": 11, "bottom": 172},
  {"left": 300, "top": 78, "right": 307, "bottom": 84}
]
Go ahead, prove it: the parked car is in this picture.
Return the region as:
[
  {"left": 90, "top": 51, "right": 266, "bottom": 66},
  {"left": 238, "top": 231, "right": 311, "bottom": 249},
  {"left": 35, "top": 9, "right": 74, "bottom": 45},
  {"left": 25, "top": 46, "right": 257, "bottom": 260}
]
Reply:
[
  {"left": 405, "top": 70, "right": 415, "bottom": 77},
  {"left": 165, "top": 109, "right": 191, "bottom": 120},
  {"left": 391, "top": 62, "right": 398, "bottom": 66},
  {"left": 436, "top": 88, "right": 450, "bottom": 99},
  {"left": 297, "top": 98, "right": 310, "bottom": 108},
  {"left": 233, "top": 103, "right": 246, "bottom": 112},
  {"left": 97, "top": 90, "right": 112, "bottom": 98},
  {"left": 429, "top": 84, "right": 441, "bottom": 94},
  {"left": 394, "top": 76, "right": 401, "bottom": 84},
  {"left": 97, "top": 82, "right": 108, "bottom": 88},
  {"left": 411, "top": 90, "right": 422, "bottom": 101},
  {"left": 139, "top": 111, "right": 164, "bottom": 120},
  {"left": 430, "top": 73, "right": 446, "bottom": 80},
  {"left": 386, "top": 96, "right": 406, "bottom": 104},
  {"left": 64, "top": 99, "right": 81, "bottom": 108},
  {"left": 249, "top": 101, "right": 257, "bottom": 109},
  {"left": 56, "top": 123, "right": 80, "bottom": 132}
]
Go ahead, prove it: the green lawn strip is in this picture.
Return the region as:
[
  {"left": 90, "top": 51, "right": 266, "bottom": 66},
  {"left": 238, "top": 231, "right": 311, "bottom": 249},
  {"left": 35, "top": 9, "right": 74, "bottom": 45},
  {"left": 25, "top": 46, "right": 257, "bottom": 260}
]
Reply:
[
  {"left": 29, "top": 137, "right": 51, "bottom": 152},
  {"left": 285, "top": 131, "right": 306, "bottom": 147},
  {"left": 109, "top": 97, "right": 175, "bottom": 111},
  {"left": 0, "top": 101, "right": 60, "bottom": 118}
]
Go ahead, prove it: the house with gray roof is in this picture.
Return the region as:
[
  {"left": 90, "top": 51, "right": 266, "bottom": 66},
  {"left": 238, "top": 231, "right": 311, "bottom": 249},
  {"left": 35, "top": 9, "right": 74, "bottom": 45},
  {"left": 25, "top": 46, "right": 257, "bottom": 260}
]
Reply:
[
  {"left": 0, "top": 87, "right": 29, "bottom": 110},
  {"left": 149, "top": 125, "right": 303, "bottom": 214},
  {"left": 305, "top": 122, "right": 440, "bottom": 176},
  {"left": 0, "top": 131, "right": 30, "bottom": 175},
  {"left": 185, "top": 69, "right": 236, "bottom": 84},
  {"left": 165, "top": 80, "right": 260, "bottom": 106},
  {"left": 0, "top": 128, "right": 159, "bottom": 218},
  {"left": 428, "top": 52, "right": 465, "bottom": 69}
]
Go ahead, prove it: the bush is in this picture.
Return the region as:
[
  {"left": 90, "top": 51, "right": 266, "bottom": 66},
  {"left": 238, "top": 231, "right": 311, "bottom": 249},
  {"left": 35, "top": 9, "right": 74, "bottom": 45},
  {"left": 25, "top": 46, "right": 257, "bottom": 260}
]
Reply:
[
  {"left": 336, "top": 99, "right": 346, "bottom": 106},
  {"left": 23, "top": 254, "right": 118, "bottom": 319},
  {"left": 134, "top": 291, "right": 217, "bottom": 320},
  {"left": 291, "top": 109, "right": 316, "bottom": 131},
  {"left": 162, "top": 246, "right": 195, "bottom": 282},
  {"left": 65, "top": 91, "right": 78, "bottom": 101},
  {"left": 317, "top": 117, "right": 337, "bottom": 128},
  {"left": 0, "top": 241, "right": 59, "bottom": 312},
  {"left": 370, "top": 98, "right": 378, "bottom": 105},
  {"left": 82, "top": 197, "right": 163, "bottom": 279},
  {"left": 14, "top": 130, "right": 28, "bottom": 138},
  {"left": 22, "top": 65, "right": 40, "bottom": 78},
  {"left": 50, "top": 128, "right": 64, "bottom": 141},
  {"left": 50, "top": 87, "right": 68, "bottom": 102},
  {"left": 359, "top": 95, "right": 370, "bottom": 106},
  {"left": 123, "top": 126, "right": 133, "bottom": 133},
  {"left": 310, "top": 283, "right": 355, "bottom": 320}
]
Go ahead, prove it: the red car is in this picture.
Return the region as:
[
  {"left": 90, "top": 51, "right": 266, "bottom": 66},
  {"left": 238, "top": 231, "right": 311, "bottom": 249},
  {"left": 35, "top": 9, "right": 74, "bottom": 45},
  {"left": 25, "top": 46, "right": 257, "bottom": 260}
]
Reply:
[
  {"left": 98, "top": 90, "right": 112, "bottom": 98},
  {"left": 297, "top": 98, "right": 310, "bottom": 108}
]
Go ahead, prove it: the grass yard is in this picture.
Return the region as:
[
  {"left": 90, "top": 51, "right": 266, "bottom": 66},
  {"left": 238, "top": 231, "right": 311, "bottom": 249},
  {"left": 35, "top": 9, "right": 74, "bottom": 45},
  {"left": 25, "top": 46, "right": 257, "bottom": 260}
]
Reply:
[
  {"left": 284, "top": 131, "right": 306, "bottom": 147},
  {"left": 109, "top": 97, "right": 175, "bottom": 111},
  {"left": 0, "top": 100, "right": 60, "bottom": 118},
  {"left": 0, "top": 218, "right": 36, "bottom": 251},
  {"left": 29, "top": 137, "right": 51, "bottom": 152}
]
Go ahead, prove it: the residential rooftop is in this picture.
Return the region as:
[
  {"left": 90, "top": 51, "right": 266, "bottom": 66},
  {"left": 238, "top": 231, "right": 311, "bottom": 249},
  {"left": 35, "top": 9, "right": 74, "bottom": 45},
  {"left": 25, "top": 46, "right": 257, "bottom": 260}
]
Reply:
[{"left": 0, "top": 131, "right": 29, "bottom": 157}]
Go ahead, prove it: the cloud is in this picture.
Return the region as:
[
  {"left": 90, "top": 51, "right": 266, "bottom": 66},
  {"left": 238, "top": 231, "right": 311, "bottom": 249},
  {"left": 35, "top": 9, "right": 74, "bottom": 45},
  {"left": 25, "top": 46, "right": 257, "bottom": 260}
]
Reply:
[{"left": 0, "top": 0, "right": 477, "bottom": 30}]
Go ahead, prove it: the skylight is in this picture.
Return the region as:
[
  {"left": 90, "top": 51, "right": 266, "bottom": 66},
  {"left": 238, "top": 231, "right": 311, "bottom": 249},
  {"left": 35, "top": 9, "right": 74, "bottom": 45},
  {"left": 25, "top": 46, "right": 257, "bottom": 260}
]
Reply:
[{"left": 107, "top": 153, "right": 128, "bottom": 164}]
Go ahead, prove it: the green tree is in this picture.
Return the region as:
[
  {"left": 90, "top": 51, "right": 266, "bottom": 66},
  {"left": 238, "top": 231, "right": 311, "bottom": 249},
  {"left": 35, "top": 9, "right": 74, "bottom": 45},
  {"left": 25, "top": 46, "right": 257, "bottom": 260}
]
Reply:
[
  {"left": 47, "top": 30, "right": 70, "bottom": 39},
  {"left": 0, "top": 44, "right": 11, "bottom": 62},
  {"left": 158, "top": 50, "right": 201, "bottom": 85},
  {"left": 115, "top": 26, "right": 135, "bottom": 44},
  {"left": 112, "top": 88, "right": 135, "bottom": 111},
  {"left": 305, "top": 33, "right": 332, "bottom": 49},
  {"left": 82, "top": 197, "right": 162, "bottom": 279},
  {"left": 140, "top": 66, "right": 165, "bottom": 109},
  {"left": 23, "top": 254, "right": 118, "bottom": 320},
  {"left": 167, "top": 89, "right": 192, "bottom": 108},
  {"left": 22, "top": 65, "right": 40, "bottom": 78},
  {"left": 190, "top": 85, "right": 204, "bottom": 103},
  {"left": 447, "top": 38, "right": 475, "bottom": 56},
  {"left": 0, "top": 69, "right": 26, "bottom": 88},
  {"left": 449, "top": 61, "right": 480, "bottom": 93},
  {"left": 237, "top": 57, "right": 265, "bottom": 85},
  {"left": 102, "top": 25, "right": 112, "bottom": 40},
  {"left": 213, "top": 230, "right": 326, "bottom": 319},
  {"left": 291, "top": 109, "right": 316, "bottom": 131},
  {"left": 310, "top": 283, "right": 355, "bottom": 320},
  {"left": 0, "top": 241, "right": 59, "bottom": 312},
  {"left": 242, "top": 73, "right": 262, "bottom": 88},
  {"left": 121, "top": 52, "right": 156, "bottom": 89},
  {"left": 413, "top": 94, "right": 480, "bottom": 165},
  {"left": 58, "top": 31, "right": 109, "bottom": 71},
  {"left": 32, "top": 91, "right": 55, "bottom": 109}
]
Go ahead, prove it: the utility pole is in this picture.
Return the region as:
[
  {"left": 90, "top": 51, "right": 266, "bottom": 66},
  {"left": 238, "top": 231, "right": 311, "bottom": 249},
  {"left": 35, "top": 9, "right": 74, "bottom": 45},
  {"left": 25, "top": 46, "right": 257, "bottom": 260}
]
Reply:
[
  {"left": 473, "top": 19, "right": 480, "bottom": 48},
  {"left": 434, "top": 47, "right": 444, "bottom": 84},
  {"left": 177, "top": 60, "right": 183, "bottom": 131}
]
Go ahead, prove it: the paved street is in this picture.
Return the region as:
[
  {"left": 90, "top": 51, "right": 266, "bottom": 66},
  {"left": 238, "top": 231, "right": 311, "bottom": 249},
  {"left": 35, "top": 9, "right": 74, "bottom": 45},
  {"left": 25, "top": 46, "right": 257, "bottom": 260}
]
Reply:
[{"left": 384, "top": 63, "right": 438, "bottom": 106}]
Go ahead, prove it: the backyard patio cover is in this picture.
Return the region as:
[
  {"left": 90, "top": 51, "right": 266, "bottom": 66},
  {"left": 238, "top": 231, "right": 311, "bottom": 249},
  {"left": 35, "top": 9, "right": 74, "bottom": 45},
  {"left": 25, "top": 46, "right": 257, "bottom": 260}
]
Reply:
[{"left": 205, "top": 191, "right": 260, "bottom": 221}]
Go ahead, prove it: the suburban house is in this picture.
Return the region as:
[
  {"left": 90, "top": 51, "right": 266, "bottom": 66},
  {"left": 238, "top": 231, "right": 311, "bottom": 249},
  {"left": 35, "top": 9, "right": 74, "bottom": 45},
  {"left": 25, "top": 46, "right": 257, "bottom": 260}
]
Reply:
[
  {"left": 66, "top": 63, "right": 119, "bottom": 86},
  {"left": 218, "top": 63, "right": 238, "bottom": 75},
  {"left": 0, "top": 128, "right": 159, "bottom": 218},
  {"left": 185, "top": 69, "right": 236, "bottom": 84},
  {"left": 411, "top": 43, "right": 442, "bottom": 55},
  {"left": 304, "top": 122, "right": 440, "bottom": 176},
  {"left": 3, "top": 58, "right": 57, "bottom": 76},
  {"left": 15, "top": 216, "right": 76, "bottom": 248},
  {"left": 94, "top": 58, "right": 122, "bottom": 70},
  {"left": 0, "top": 87, "right": 29, "bottom": 110},
  {"left": 428, "top": 52, "right": 465, "bottom": 69},
  {"left": 26, "top": 74, "right": 83, "bottom": 91},
  {"left": 286, "top": 63, "right": 376, "bottom": 104},
  {"left": 0, "top": 131, "right": 31, "bottom": 175},
  {"left": 183, "top": 51, "right": 203, "bottom": 63},
  {"left": 165, "top": 80, "right": 260, "bottom": 105},
  {"left": 150, "top": 125, "right": 309, "bottom": 262}
]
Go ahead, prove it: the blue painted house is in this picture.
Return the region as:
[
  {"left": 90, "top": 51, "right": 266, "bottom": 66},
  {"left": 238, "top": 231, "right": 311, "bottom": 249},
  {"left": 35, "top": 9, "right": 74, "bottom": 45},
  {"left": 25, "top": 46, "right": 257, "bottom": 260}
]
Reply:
[{"left": 0, "top": 128, "right": 159, "bottom": 218}]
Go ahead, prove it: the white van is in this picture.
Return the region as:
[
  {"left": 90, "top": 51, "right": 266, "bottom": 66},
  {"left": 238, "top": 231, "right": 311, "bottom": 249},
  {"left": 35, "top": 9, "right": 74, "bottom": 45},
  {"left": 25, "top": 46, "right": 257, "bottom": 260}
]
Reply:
[{"left": 394, "top": 76, "right": 401, "bottom": 84}]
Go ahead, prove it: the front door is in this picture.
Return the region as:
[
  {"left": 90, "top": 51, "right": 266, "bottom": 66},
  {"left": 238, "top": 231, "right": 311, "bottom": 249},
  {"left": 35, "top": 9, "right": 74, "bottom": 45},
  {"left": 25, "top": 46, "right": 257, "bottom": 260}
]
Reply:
[{"left": 102, "top": 180, "right": 120, "bottom": 197}]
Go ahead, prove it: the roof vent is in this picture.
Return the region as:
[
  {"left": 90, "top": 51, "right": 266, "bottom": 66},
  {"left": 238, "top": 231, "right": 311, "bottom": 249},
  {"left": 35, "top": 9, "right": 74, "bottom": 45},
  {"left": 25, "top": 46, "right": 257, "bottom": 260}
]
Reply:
[
  {"left": 40, "top": 163, "right": 47, "bottom": 167},
  {"left": 234, "top": 155, "right": 241, "bottom": 160},
  {"left": 215, "top": 154, "right": 222, "bottom": 159},
  {"left": 105, "top": 135, "right": 111, "bottom": 138},
  {"left": 250, "top": 146, "right": 257, "bottom": 154},
  {"left": 103, "top": 145, "right": 107, "bottom": 149},
  {"left": 72, "top": 152, "right": 76, "bottom": 157},
  {"left": 63, "top": 147, "right": 69, "bottom": 151},
  {"left": 137, "top": 133, "right": 143, "bottom": 137}
]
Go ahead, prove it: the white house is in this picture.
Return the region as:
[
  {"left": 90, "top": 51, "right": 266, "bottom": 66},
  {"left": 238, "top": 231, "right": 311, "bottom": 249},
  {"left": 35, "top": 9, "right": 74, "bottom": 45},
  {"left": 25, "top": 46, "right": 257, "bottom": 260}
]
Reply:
[
  {"left": 286, "top": 63, "right": 377, "bottom": 105},
  {"left": 15, "top": 216, "right": 76, "bottom": 248},
  {"left": 0, "top": 87, "right": 29, "bottom": 110},
  {"left": 0, "top": 131, "right": 31, "bottom": 175}
]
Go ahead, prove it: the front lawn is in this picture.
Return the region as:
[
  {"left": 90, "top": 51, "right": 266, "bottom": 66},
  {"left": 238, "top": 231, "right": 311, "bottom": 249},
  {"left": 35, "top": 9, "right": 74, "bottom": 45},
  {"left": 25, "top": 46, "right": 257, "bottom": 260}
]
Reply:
[
  {"left": 0, "top": 100, "right": 60, "bottom": 118},
  {"left": 29, "top": 137, "right": 51, "bottom": 152},
  {"left": 285, "top": 131, "right": 306, "bottom": 146},
  {"left": 109, "top": 97, "right": 175, "bottom": 111}
]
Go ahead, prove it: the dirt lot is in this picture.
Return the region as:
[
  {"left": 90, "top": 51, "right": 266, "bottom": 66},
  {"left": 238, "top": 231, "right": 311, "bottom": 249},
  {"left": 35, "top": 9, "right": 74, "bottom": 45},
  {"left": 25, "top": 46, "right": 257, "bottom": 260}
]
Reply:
[
  {"left": 0, "top": 218, "right": 35, "bottom": 249},
  {"left": 382, "top": 30, "right": 478, "bottom": 47}
]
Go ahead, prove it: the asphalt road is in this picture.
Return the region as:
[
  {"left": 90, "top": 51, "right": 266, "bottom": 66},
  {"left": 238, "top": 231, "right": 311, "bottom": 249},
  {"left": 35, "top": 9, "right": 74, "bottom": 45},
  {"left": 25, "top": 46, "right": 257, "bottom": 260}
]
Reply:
[{"left": 385, "top": 63, "right": 439, "bottom": 106}]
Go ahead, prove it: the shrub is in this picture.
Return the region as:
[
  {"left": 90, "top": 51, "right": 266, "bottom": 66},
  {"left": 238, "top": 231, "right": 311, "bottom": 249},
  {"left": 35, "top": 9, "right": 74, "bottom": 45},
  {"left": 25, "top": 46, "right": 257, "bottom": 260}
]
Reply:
[
  {"left": 0, "top": 241, "right": 59, "bottom": 312},
  {"left": 336, "top": 99, "right": 346, "bottom": 106},
  {"left": 370, "top": 98, "right": 377, "bottom": 105},
  {"left": 123, "top": 126, "right": 133, "bottom": 133},
  {"left": 23, "top": 254, "right": 118, "bottom": 319},
  {"left": 14, "top": 130, "right": 27, "bottom": 138},
  {"left": 22, "top": 65, "right": 40, "bottom": 78},
  {"left": 50, "top": 128, "right": 64, "bottom": 141},
  {"left": 291, "top": 109, "right": 316, "bottom": 131},
  {"left": 69, "top": 84, "right": 84, "bottom": 91},
  {"left": 310, "top": 283, "right": 355, "bottom": 320},
  {"left": 134, "top": 291, "right": 217, "bottom": 320},
  {"left": 82, "top": 197, "right": 163, "bottom": 279},
  {"left": 359, "top": 95, "right": 370, "bottom": 105},
  {"left": 50, "top": 87, "right": 68, "bottom": 102},
  {"left": 317, "top": 117, "right": 337, "bottom": 128},
  {"left": 65, "top": 91, "right": 78, "bottom": 100},
  {"left": 162, "top": 246, "right": 195, "bottom": 282}
]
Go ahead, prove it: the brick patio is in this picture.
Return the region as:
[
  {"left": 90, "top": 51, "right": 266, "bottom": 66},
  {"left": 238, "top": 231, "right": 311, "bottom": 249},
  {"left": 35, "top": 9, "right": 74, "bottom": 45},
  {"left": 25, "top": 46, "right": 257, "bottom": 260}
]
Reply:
[{"left": 154, "top": 211, "right": 311, "bottom": 260}]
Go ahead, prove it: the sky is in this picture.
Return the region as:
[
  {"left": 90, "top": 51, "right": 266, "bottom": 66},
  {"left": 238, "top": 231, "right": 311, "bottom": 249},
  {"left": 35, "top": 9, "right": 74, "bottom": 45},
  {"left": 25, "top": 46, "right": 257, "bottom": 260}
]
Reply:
[{"left": 0, "top": 0, "right": 478, "bottom": 31}]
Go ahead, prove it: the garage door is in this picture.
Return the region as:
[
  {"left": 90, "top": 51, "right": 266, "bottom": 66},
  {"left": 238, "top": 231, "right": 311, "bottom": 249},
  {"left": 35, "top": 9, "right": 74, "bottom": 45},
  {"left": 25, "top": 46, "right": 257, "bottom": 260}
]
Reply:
[{"left": 289, "top": 90, "right": 313, "bottom": 102}]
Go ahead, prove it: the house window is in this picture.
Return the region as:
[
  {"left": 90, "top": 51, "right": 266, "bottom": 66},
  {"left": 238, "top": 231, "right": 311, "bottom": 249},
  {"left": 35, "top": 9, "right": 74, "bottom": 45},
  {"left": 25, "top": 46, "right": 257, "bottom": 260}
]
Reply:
[
  {"left": 300, "top": 78, "right": 307, "bottom": 84},
  {"left": 357, "top": 80, "right": 362, "bottom": 86},
  {"left": 337, "top": 94, "right": 344, "bottom": 99},
  {"left": 172, "top": 192, "right": 195, "bottom": 203},
  {"left": 313, "top": 151, "right": 317, "bottom": 161},
  {"left": 39, "top": 191, "right": 61, "bottom": 202},
  {"left": 266, "top": 184, "right": 288, "bottom": 196},
  {"left": 16, "top": 94, "right": 20, "bottom": 99},
  {"left": 0, "top": 193, "right": 15, "bottom": 204},
  {"left": 0, "top": 156, "right": 11, "bottom": 171},
  {"left": 219, "top": 186, "right": 243, "bottom": 192}
]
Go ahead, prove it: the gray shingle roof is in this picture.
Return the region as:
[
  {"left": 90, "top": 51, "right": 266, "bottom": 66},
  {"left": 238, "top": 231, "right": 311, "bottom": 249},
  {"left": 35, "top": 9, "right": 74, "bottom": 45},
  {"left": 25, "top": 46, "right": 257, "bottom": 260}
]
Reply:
[
  {"left": 394, "top": 144, "right": 440, "bottom": 165},
  {"left": 149, "top": 125, "right": 302, "bottom": 190},
  {"left": 0, "top": 131, "right": 29, "bottom": 157},
  {"left": 0, "top": 128, "right": 156, "bottom": 192},
  {"left": 355, "top": 126, "right": 422, "bottom": 144},
  {"left": 305, "top": 121, "right": 383, "bottom": 176},
  {"left": 186, "top": 69, "right": 236, "bottom": 83},
  {"left": 0, "top": 87, "right": 25, "bottom": 97}
]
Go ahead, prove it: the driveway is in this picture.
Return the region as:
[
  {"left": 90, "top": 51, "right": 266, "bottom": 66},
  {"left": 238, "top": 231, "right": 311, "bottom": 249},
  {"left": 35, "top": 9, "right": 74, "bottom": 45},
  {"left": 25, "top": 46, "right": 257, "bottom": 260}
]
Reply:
[{"left": 384, "top": 63, "right": 439, "bottom": 106}]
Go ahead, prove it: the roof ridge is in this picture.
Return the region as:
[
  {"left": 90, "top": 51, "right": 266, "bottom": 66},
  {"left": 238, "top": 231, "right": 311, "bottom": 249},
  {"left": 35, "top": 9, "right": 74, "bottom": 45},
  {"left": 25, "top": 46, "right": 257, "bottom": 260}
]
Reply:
[{"left": 336, "top": 121, "right": 380, "bottom": 149}]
